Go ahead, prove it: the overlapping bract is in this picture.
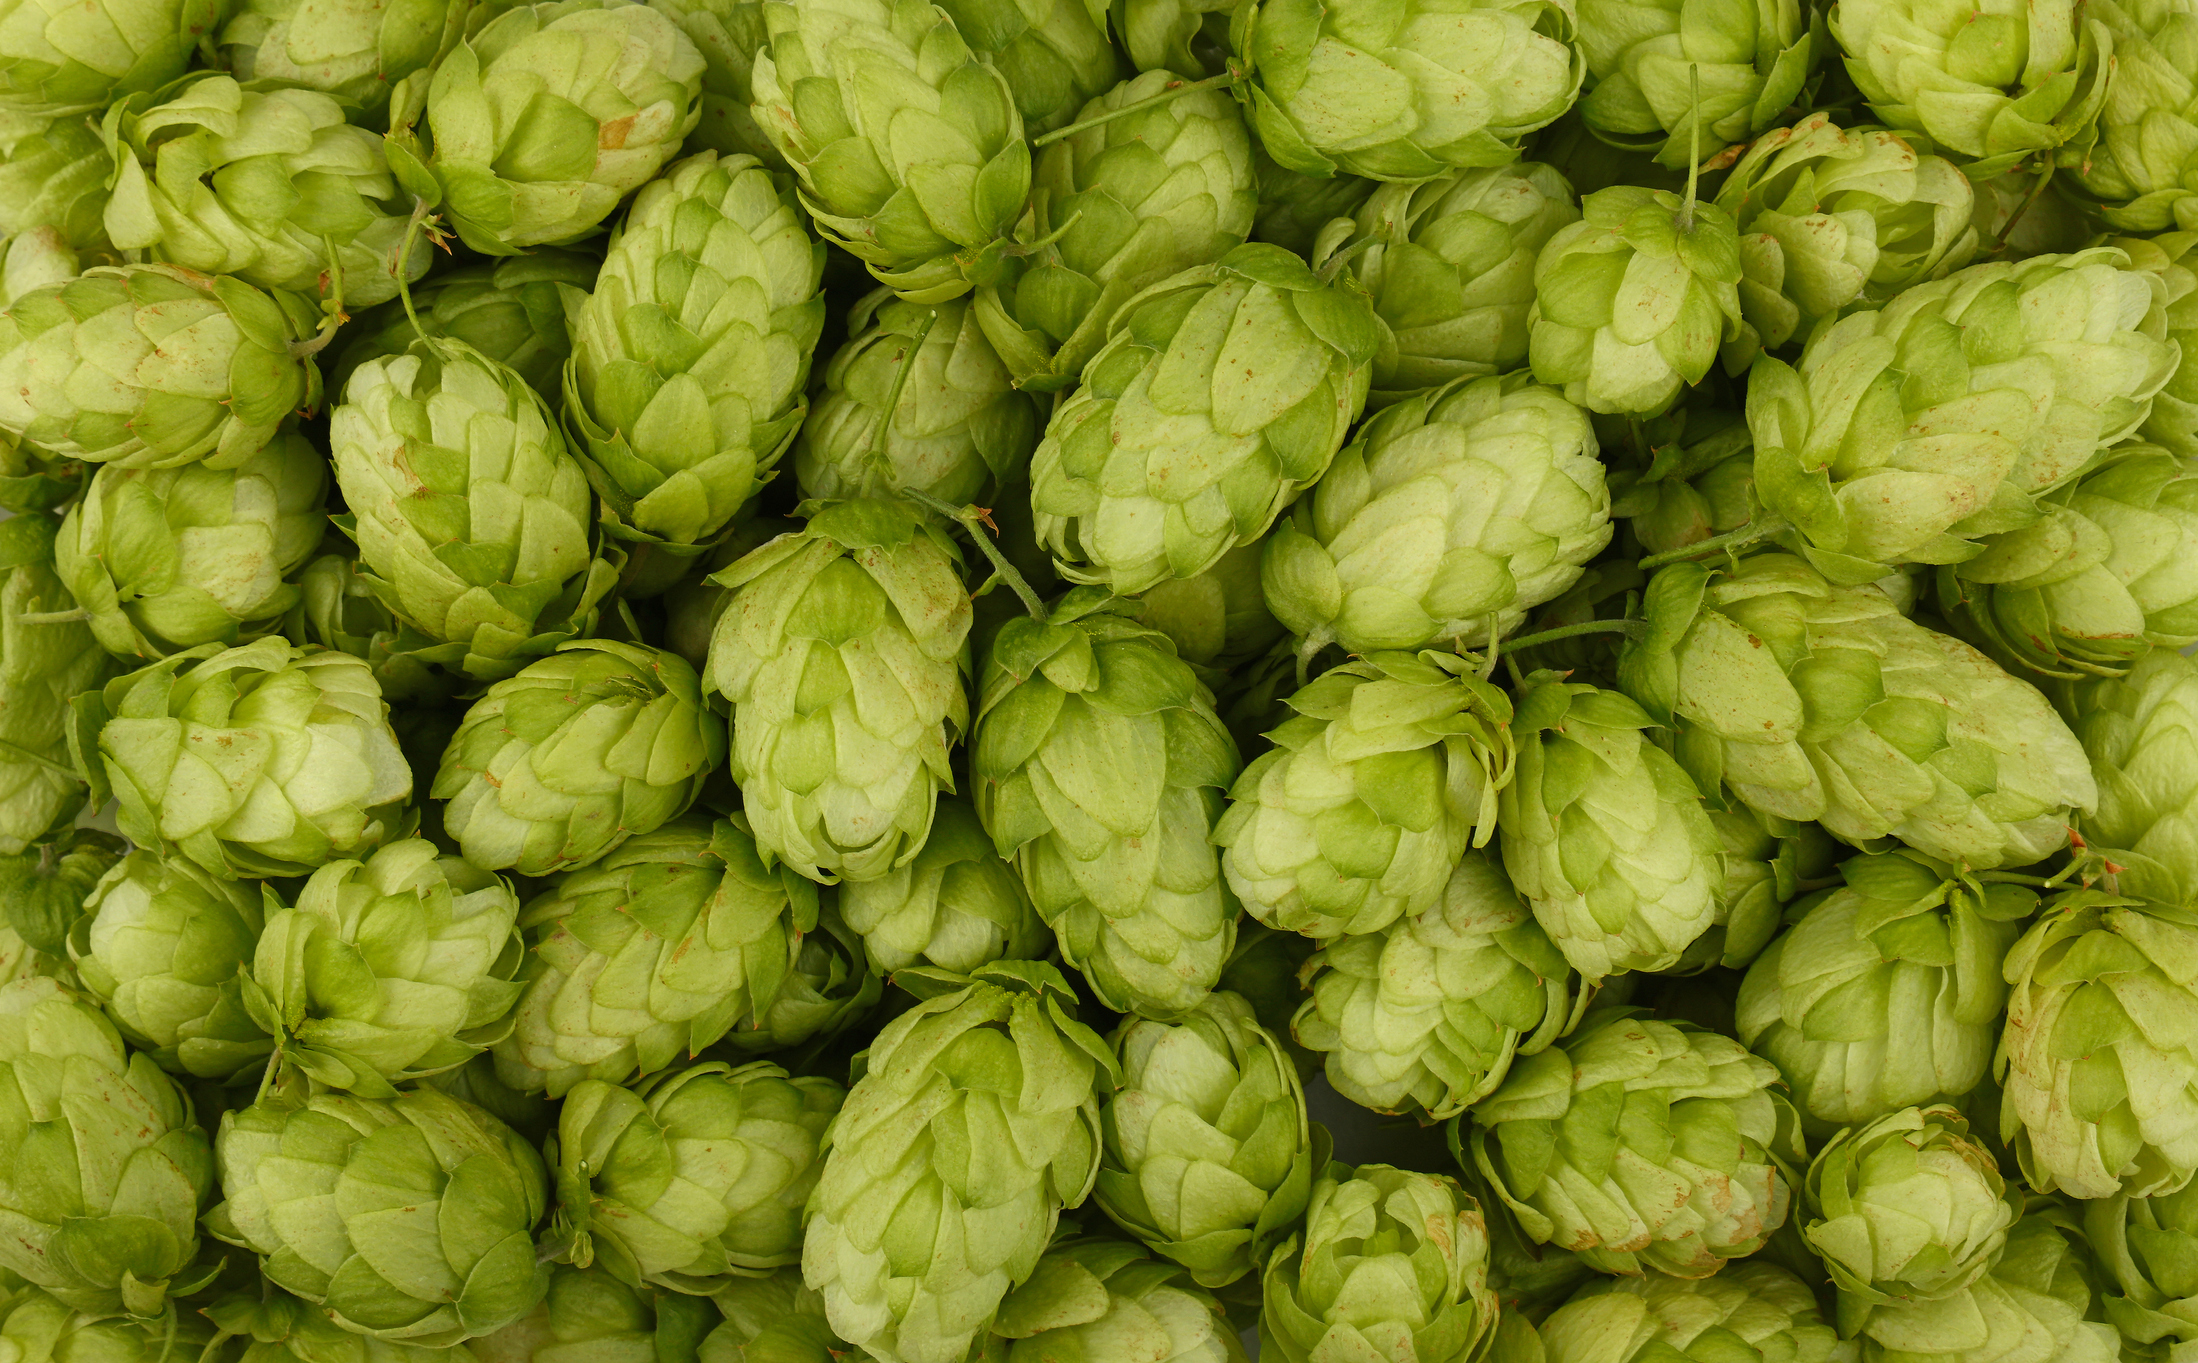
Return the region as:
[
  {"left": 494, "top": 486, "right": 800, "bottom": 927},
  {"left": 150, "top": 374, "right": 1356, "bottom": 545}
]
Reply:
[
  {"left": 1575, "top": 0, "right": 1819, "bottom": 169},
  {"left": 836, "top": 795, "right": 1051, "bottom": 975},
  {"left": 0, "top": 520, "right": 110, "bottom": 853},
  {"left": 1536, "top": 1262, "right": 1842, "bottom": 1363},
  {"left": 2077, "top": 648, "right": 2198, "bottom": 908}
]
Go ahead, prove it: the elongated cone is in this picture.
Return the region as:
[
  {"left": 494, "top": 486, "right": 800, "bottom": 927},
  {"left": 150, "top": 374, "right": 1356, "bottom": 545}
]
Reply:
[
  {"left": 988, "top": 1236, "right": 1247, "bottom": 1361},
  {"left": 68, "top": 849, "right": 271, "bottom": 1080},
  {"left": 332, "top": 249, "right": 599, "bottom": 403},
  {"left": 564, "top": 151, "right": 826, "bottom": 559},
  {"left": 1466, "top": 1008, "right": 1801, "bottom": 1278},
  {"left": 1736, "top": 849, "right": 2032, "bottom": 1133},
  {"left": 1028, "top": 243, "right": 1379, "bottom": 596},
  {"left": 706, "top": 501, "right": 968, "bottom": 883},
  {"left": 331, "top": 337, "right": 620, "bottom": 686},
  {"left": 803, "top": 960, "right": 1115, "bottom": 1363},
  {"left": 2075, "top": 648, "right": 2198, "bottom": 909},
  {"left": 836, "top": 796, "right": 1052, "bottom": 976},
  {"left": 1498, "top": 674, "right": 1724, "bottom": 981},
  {"left": 1575, "top": 0, "right": 1819, "bottom": 169},
  {"left": 972, "top": 589, "right": 1240, "bottom": 1017},
  {"left": 0, "top": 0, "right": 222, "bottom": 113},
  {"left": 0, "top": 978, "right": 213, "bottom": 1319},
  {"left": 1294, "top": 851, "right": 1574, "bottom": 1121},
  {"left": 99, "top": 75, "right": 425, "bottom": 306},
  {"left": 1745, "top": 247, "right": 2178, "bottom": 582},
  {"left": 1998, "top": 890, "right": 2198, "bottom": 1201},
  {"left": 1620, "top": 553, "right": 2098, "bottom": 869},
  {"left": 207, "top": 1086, "right": 549, "bottom": 1345},
  {"left": 750, "top": 0, "right": 1029, "bottom": 302},
  {"left": 1260, "top": 372, "right": 1610, "bottom": 655},
  {"left": 1096, "top": 992, "right": 1313, "bottom": 1288},
  {"left": 71, "top": 635, "right": 412, "bottom": 879},
  {"left": 384, "top": 0, "right": 704, "bottom": 254},
  {"left": 434, "top": 640, "right": 726, "bottom": 877},
  {"left": 1535, "top": 1262, "right": 1842, "bottom": 1363},
  {"left": 1259, "top": 1163, "right": 1499, "bottom": 1363},
  {"left": 1217, "top": 650, "right": 1514, "bottom": 941},
  {"left": 0, "top": 264, "right": 320, "bottom": 470},
  {"left": 55, "top": 426, "right": 327, "bottom": 661},
  {"left": 1229, "top": 0, "right": 1581, "bottom": 180},
  {"left": 0, "top": 516, "right": 110, "bottom": 854},
  {"left": 975, "top": 69, "right": 1256, "bottom": 392},
  {"left": 551, "top": 1060, "right": 843, "bottom": 1291},
  {"left": 218, "top": 0, "right": 476, "bottom": 118}
]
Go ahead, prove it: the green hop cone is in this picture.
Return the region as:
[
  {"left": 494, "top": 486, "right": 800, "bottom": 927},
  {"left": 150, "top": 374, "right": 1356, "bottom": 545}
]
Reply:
[
  {"left": 836, "top": 796, "right": 1052, "bottom": 976},
  {"left": 207, "top": 1085, "right": 549, "bottom": 1345},
  {"left": 1935, "top": 442, "right": 2198, "bottom": 679},
  {"left": 1574, "top": 0, "right": 1820, "bottom": 169},
  {"left": 1746, "top": 246, "right": 2180, "bottom": 582},
  {"left": 1134, "top": 543, "right": 1284, "bottom": 672},
  {"left": 1259, "top": 1163, "right": 1499, "bottom": 1363},
  {"left": 0, "top": 0, "right": 222, "bottom": 113},
  {"left": 217, "top": 0, "right": 476, "bottom": 119},
  {"left": 1294, "top": 850, "right": 1575, "bottom": 1122},
  {"left": 2075, "top": 648, "right": 2198, "bottom": 908},
  {"left": 2119, "top": 233, "right": 2198, "bottom": 462},
  {"left": 1216, "top": 650, "right": 1514, "bottom": 941},
  {"left": 435, "top": 640, "right": 726, "bottom": 877},
  {"left": 249, "top": 838, "right": 524, "bottom": 1095},
  {"left": 1535, "top": 1262, "right": 1841, "bottom": 1363},
  {"left": 98, "top": 76, "right": 426, "bottom": 306},
  {"left": 1229, "top": 0, "right": 1581, "bottom": 181},
  {"left": 1620, "top": 553, "right": 2098, "bottom": 869},
  {"left": 793, "top": 292, "right": 1040, "bottom": 506},
  {"left": 750, "top": 0, "right": 1029, "bottom": 302},
  {"left": 1497, "top": 674, "right": 1724, "bottom": 982},
  {"left": 1834, "top": 0, "right": 2109, "bottom": 179},
  {"left": 975, "top": 69, "right": 1256, "bottom": 392},
  {"left": 2060, "top": 0, "right": 2198, "bottom": 230},
  {"left": 1, "top": 1286, "right": 222, "bottom": 1362},
  {"left": 706, "top": 501, "right": 968, "bottom": 883},
  {"left": 1997, "top": 890, "right": 2198, "bottom": 1201},
  {"left": 1528, "top": 183, "right": 1745, "bottom": 417},
  {"left": 0, "top": 263, "right": 320, "bottom": 470},
  {"left": 0, "top": 114, "right": 111, "bottom": 257},
  {"left": 1110, "top": 0, "right": 1230, "bottom": 77},
  {"left": 973, "top": 590, "right": 1240, "bottom": 1017},
  {"left": 552, "top": 1060, "right": 843, "bottom": 1291},
  {"left": 1605, "top": 398, "right": 1756, "bottom": 559},
  {"left": 1465, "top": 1008, "right": 1802, "bottom": 1277},
  {"left": 1714, "top": 113, "right": 1980, "bottom": 364},
  {"left": 55, "top": 426, "right": 327, "bottom": 661},
  {"left": 332, "top": 249, "right": 600, "bottom": 404},
  {"left": 279, "top": 547, "right": 469, "bottom": 705},
  {"left": 0, "top": 517, "right": 110, "bottom": 854},
  {"left": 0, "top": 826, "right": 120, "bottom": 971},
  {"left": 1095, "top": 991, "right": 1313, "bottom": 1288},
  {"left": 706, "top": 1269, "right": 850, "bottom": 1361},
  {"left": 1260, "top": 372, "right": 1611, "bottom": 655},
  {"left": 386, "top": 0, "right": 704, "bottom": 254},
  {"left": 490, "top": 815, "right": 872, "bottom": 1096},
  {"left": 983, "top": 1236, "right": 1248, "bottom": 1362},
  {"left": 649, "top": 0, "right": 779, "bottom": 167},
  {"left": 71, "top": 635, "right": 413, "bottom": 879},
  {"left": 471, "top": 1263, "right": 722, "bottom": 1363},
  {"left": 2087, "top": 1182, "right": 2198, "bottom": 1360},
  {"left": 564, "top": 151, "right": 825, "bottom": 561},
  {"left": 0, "top": 978, "right": 213, "bottom": 1318},
  {"left": 1028, "top": 243, "right": 1379, "bottom": 596},
  {"left": 1316, "top": 162, "right": 1580, "bottom": 404},
  {"left": 935, "top": 0, "right": 1118, "bottom": 136},
  {"left": 1681, "top": 803, "right": 1839, "bottom": 973},
  {"left": 67, "top": 849, "right": 270, "bottom": 1080},
  {"left": 1735, "top": 849, "right": 2032, "bottom": 1132},
  {"left": 802, "top": 960, "right": 1115, "bottom": 1363},
  {"left": 1247, "top": 146, "right": 1374, "bottom": 258}
]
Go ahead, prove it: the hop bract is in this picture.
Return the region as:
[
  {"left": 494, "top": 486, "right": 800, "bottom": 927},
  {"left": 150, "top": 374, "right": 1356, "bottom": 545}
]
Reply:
[
  {"left": 837, "top": 796, "right": 1052, "bottom": 975},
  {"left": 2120, "top": 233, "right": 2198, "bottom": 462},
  {"left": 936, "top": 0, "right": 1119, "bottom": 136},
  {"left": 332, "top": 249, "right": 599, "bottom": 404},
  {"left": 217, "top": 0, "right": 476, "bottom": 118},
  {"left": 1136, "top": 544, "right": 1286, "bottom": 671},
  {"left": 2085, "top": 1179, "right": 2198, "bottom": 1359},
  {"left": 470, "top": 1262, "right": 725, "bottom": 1361},
  {"left": 2076, "top": 648, "right": 2198, "bottom": 908},
  {"left": 650, "top": 0, "right": 779, "bottom": 166},
  {"left": 0, "top": 0, "right": 222, "bottom": 113},
  {"left": 0, "top": 115, "right": 111, "bottom": 252},
  {"left": 1249, "top": 146, "right": 1375, "bottom": 257},
  {"left": 1537, "top": 1262, "right": 1841, "bottom": 1363},
  {"left": 0, "top": 518, "right": 110, "bottom": 853},
  {"left": 1575, "top": 0, "right": 1820, "bottom": 169},
  {"left": 989, "top": 1236, "right": 1245, "bottom": 1362}
]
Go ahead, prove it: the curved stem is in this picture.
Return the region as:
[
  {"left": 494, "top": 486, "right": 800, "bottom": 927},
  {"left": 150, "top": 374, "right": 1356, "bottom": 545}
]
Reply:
[
  {"left": 1636, "top": 517, "right": 1781, "bottom": 569},
  {"left": 1501, "top": 618, "right": 1647, "bottom": 652},
  {"left": 903, "top": 488, "right": 1047, "bottom": 618},
  {"left": 1031, "top": 67, "right": 1244, "bottom": 149}
]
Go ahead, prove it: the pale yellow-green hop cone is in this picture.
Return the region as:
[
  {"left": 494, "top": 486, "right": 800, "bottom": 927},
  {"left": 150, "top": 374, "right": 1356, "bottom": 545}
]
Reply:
[
  {"left": 0, "top": 516, "right": 111, "bottom": 854},
  {"left": 1216, "top": 650, "right": 1514, "bottom": 941},
  {"left": 563, "top": 150, "right": 825, "bottom": 559},
  {"left": 218, "top": 0, "right": 477, "bottom": 120},
  {"left": 1134, "top": 543, "right": 1284, "bottom": 671},
  {"left": 2073, "top": 648, "right": 2198, "bottom": 909},
  {"left": 54, "top": 425, "right": 327, "bottom": 662},
  {"left": 705, "top": 500, "right": 968, "bottom": 884},
  {"left": 935, "top": 0, "right": 1119, "bottom": 136},
  {"left": 1029, "top": 243, "right": 1379, "bottom": 596},
  {"left": 1095, "top": 991, "right": 1313, "bottom": 1288},
  {"left": 706, "top": 1270, "right": 850, "bottom": 1360},
  {"left": 332, "top": 249, "right": 599, "bottom": 404},
  {"left": 2085, "top": 1180, "right": 2198, "bottom": 1360},
  {"left": 988, "top": 1237, "right": 1248, "bottom": 1362},
  {"left": 1535, "top": 1262, "right": 1842, "bottom": 1363},
  {"left": 1735, "top": 849, "right": 2032, "bottom": 1133},
  {"left": 1293, "top": 850, "right": 1575, "bottom": 1122},
  {"left": 0, "top": 0, "right": 222, "bottom": 113},
  {"left": 1576, "top": 0, "right": 1821, "bottom": 171},
  {"left": 0, "top": 113, "right": 112, "bottom": 252},
  {"left": 2, "top": 1289, "right": 224, "bottom": 1362},
  {"left": 2058, "top": 0, "right": 2198, "bottom": 230},
  {"left": 646, "top": 0, "right": 781, "bottom": 166},
  {"left": 469, "top": 1263, "right": 721, "bottom": 1363},
  {"left": 1259, "top": 371, "right": 1610, "bottom": 656},
  {"left": 836, "top": 796, "right": 1052, "bottom": 976},
  {"left": 2116, "top": 233, "right": 2198, "bottom": 462}
]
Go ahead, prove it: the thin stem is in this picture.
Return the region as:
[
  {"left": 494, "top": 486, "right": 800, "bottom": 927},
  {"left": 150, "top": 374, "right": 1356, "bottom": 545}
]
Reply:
[
  {"left": 903, "top": 488, "right": 1048, "bottom": 618},
  {"left": 13, "top": 608, "right": 88, "bottom": 625},
  {"left": 394, "top": 197, "right": 436, "bottom": 344},
  {"left": 1678, "top": 64, "right": 1703, "bottom": 233},
  {"left": 1992, "top": 162, "right": 2056, "bottom": 256},
  {"left": 1503, "top": 652, "right": 1528, "bottom": 688},
  {"left": 872, "top": 307, "right": 941, "bottom": 468},
  {"left": 1636, "top": 517, "right": 1779, "bottom": 569},
  {"left": 1502, "top": 618, "right": 1647, "bottom": 653},
  {"left": 1031, "top": 68, "right": 1243, "bottom": 148}
]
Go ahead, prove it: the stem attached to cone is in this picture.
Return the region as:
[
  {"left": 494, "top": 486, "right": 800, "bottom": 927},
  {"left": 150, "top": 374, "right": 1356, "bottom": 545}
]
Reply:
[
  {"left": 1636, "top": 516, "right": 1782, "bottom": 569},
  {"left": 1031, "top": 67, "right": 1245, "bottom": 148},
  {"left": 904, "top": 488, "right": 1048, "bottom": 618}
]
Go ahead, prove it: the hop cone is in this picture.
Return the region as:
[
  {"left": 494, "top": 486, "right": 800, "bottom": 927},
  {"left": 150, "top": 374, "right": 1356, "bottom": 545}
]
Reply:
[
  {"left": 1136, "top": 544, "right": 1285, "bottom": 671},
  {"left": 1096, "top": 992, "right": 1313, "bottom": 1288},
  {"left": 331, "top": 249, "right": 599, "bottom": 403},
  {"left": 973, "top": 590, "right": 1240, "bottom": 1017},
  {"left": 1536, "top": 1262, "right": 1841, "bottom": 1363},
  {"left": 1217, "top": 650, "right": 1514, "bottom": 941},
  {"left": 802, "top": 960, "right": 1113, "bottom": 1363},
  {"left": 836, "top": 796, "right": 1052, "bottom": 976},
  {"left": 706, "top": 501, "right": 968, "bottom": 883},
  {"left": 1606, "top": 400, "right": 1756, "bottom": 559},
  {"left": 1497, "top": 674, "right": 1723, "bottom": 981},
  {"left": 1249, "top": 146, "right": 1374, "bottom": 258},
  {"left": 2121, "top": 233, "right": 2198, "bottom": 461},
  {"left": 1575, "top": 0, "right": 1820, "bottom": 169},
  {"left": 1682, "top": 803, "right": 1839, "bottom": 973},
  {"left": 1260, "top": 372, "right": 1610, "bottom": 655},
  {"left": 646, "top": 0, "right": 779, "bottom": 165},
  {"left": 707, "top": 1270, "right": 849, "bottom": 1360},
  {"left": 434, "top": 640, "right": 725, "bottom": 877},
  {"left": 935, "top": 0, "right": 1118, "bottom": 136},
  {"left": 0, "top": 1289, "right": 220, "bottom": 1361},
  {"left": 987, "top": 1237, "right": 1246, "bottom": 1361},
  {"left": 218, "top": 0, "right": 475, "bottom": 117},
  {"left": 1465, "top": 1008, "right": 1800, "bottom": 1277},
  {"left": 0, "top": 0, "right": 222, "bottom": 112},
  {"left": 461, "top": 1263, "right": 721, "bottom": 1363},
  {"left": 2075, "top": 648, "right": 2198, "bottom": 908},
  {"left": 0, "top": 113, "right": 111, "bottom": 250},
  {"left": 2086, "top": 1181, "right": 2198, "bottom": 1360},
  {"left": 74, "top": 636, "right": 412, "bottom": 879},
  {"left": 1852, "top": 1198, "right": 2121, "bottom": 1363},
  {"left": 0, "top": 517, "right": 110, "bottom": 853},
  {"left": 564, "top": 150, "right": 826, "bottom": 558},
  {"left": 1621, "top": 553, "right": 2097, "bottom": 869},
  {"left": 1028, "top": 243, "right": 1379, "bottom": 595},
  {"left": 1736, "top": 849, "right": 2032, "bottom": 1132},
  {"left": 1294, "top": 850, "right": 1575, "bottom": 1121}
]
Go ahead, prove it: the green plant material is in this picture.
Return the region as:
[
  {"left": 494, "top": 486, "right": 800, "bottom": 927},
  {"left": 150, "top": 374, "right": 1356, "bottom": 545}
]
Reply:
[
  {"left": 0, "top": 826, "right": 120, "bottom": 969},
  {"left": 0, "top": 0, "right": 223, "bottom": 113},
  {"left": 649, "top": 0, "right": 778, "bottom": 166},
  {"left": 1680, "top": 804, "right": 1839, "bottom": 974},
  {"left": 1247, "top": 146, "right": 1374, "bottom": 258},
  {"left": 204, "top": 1281, "right": 487, "bottom": 1361},
  {"left": 1605, "top": 401, "right": 1758, "bottom": 558},
  {"left": 983, "top": 1236, "right": 1248, "bottom": 1362},
  {"left": 2117, "top": 233, "right": 2198, "bottom": 463},
  {"left": 0, "top": 114, "right": 112, "bottom": 253},
  {"left": 937, "top": 0, "right": 1118, "bottom": 136},
  {"left": 218, "top": 0, "right": 476, "bottom": 118},
  {"left": 1136, "top": 545, "right": 1284, "bottom": 672},
  {"left": 703, "top": 1270, "right": 849, "bottom": 1361},
  {"left": 836, "top": 796, "right": 1052, "bottom": 976},
  {"left": 468, "top": 1263, "right": 721, "bottom": 1363},
  {"left": 2087, "top": 1180, "right": 2198, "bottom": 1361},
  {"left": 1575, "top": 0, "right": 1819, "bottom": 169},
  {"left": 2075, "top": 647, "right": 2198, "bottom": 909},
  {"left": 1535, "top": 1262, "right": 1841, "bottom": 1363},
  {"left": 0, "top": 518, "right": 110, "bottom": 854},
  {"left": 332, "top": 250, "right": 599, "bottom": 403}
]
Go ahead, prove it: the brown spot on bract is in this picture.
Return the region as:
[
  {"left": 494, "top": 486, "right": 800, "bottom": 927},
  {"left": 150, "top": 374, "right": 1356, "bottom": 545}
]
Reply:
[{"left": 600, "top": 115, "right": 636, "bottom": 150}]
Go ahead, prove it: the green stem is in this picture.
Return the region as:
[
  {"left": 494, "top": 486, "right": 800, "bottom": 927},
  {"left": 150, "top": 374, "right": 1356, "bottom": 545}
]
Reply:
[
  {"left": 13, "top": 608, "right": 88, "bottom": 625},
  {"left": 1031, "top": 68, "right": 1243, "bottom": 148},
  {"left": 1677, "top": 64, "right": 1702, "bottom": 233},
  {"left": 871, "top": 307, "right": 941, "bottom": 467},
  {"left": 0, "top": 735, "right": 81, "bottom": 783},
  {"left": 393, "top": 197, "right": 437, "bottom": 345},
  {"left": 1992, "top": 161, "right": 2056, "bottom": 257},
  {"left": 1636, "top": 517, "right": 1780, "bottom": 569},
  {"left": 1501, "top": 618, "right": 1647, "bottom": 653},
  {"left": 903, "top": 488, "right": 1047, "bottom": 618}
]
